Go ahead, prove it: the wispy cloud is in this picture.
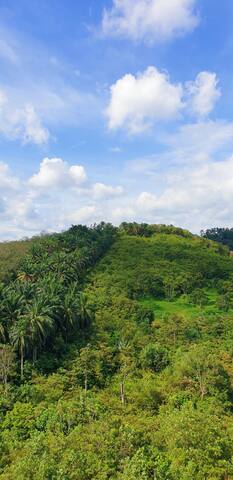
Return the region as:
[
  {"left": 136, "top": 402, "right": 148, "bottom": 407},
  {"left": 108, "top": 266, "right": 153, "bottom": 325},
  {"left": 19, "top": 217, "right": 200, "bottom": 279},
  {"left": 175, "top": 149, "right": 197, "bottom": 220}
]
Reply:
[
  {"left": 0, "top": 89, "right": 49, "bottom": 145},
  {"left": 0, "top": 37, "right": 19, "bottom": 64}
]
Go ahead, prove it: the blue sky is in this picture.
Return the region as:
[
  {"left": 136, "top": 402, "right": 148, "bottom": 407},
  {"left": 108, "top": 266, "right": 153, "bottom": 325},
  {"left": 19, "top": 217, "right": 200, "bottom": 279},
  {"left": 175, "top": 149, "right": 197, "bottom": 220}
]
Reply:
[{"left": 0, "top": 0, "right": 233, "bottom": 239}]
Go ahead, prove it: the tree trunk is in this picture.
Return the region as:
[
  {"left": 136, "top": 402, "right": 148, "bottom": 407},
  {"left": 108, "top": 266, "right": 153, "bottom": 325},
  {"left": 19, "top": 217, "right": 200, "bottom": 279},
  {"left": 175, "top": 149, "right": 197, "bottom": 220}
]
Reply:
[
  {"left": 33, "top": 346, "right": 37, "bottom": 364},
  {"left": 3, "top": 372, "right": 7, "bottom": 391},
  {"left": 84, "top": 371, "right": 88, "bottom": 394},
  {"left": 200, "top": 381, "right": 206, "bottom": 399},
  {"left": 120, "top": 382, "right": 125, "bottom": 404},
  {"left": 198, "top": 372, "right": 206, "bottom": 399},
  {"left": 20, "top": 344, "right": 24, "bottom": 380}
]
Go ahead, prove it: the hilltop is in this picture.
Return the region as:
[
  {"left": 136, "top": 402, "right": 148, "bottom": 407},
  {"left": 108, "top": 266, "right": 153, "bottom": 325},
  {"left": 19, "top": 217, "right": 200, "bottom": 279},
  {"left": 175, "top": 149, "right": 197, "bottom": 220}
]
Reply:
[{"left": 1, "top": 223, "right": 233, "bottom": 479}]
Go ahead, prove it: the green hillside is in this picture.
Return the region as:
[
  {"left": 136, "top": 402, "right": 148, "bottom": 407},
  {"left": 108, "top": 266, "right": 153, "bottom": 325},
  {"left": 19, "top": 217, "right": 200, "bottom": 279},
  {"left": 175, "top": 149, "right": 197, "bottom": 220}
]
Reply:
[{"left": 1, "top": 223, "right": 233, "bottom": 479}]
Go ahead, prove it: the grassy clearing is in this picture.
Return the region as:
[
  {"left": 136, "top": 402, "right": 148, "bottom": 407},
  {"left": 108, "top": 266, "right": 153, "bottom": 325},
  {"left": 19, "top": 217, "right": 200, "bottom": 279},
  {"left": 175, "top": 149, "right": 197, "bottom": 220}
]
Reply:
[{"left": 140, "top": 290, "right": 233, "bottom": 320}]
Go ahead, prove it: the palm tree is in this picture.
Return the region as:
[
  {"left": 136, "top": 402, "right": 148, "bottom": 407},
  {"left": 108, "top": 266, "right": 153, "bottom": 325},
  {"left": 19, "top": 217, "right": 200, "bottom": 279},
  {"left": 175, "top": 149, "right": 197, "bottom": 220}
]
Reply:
[
  {"left": 23, "top": 300, "right": 54, "bottom": 363},
  {"left": 10, "top": 318, "right": 28, "bottom": 380},
  {"left": 74, "top": 250, "right": 89, "bottom": 271},
  {"left": 0, "top": 322, "right": 6, "bottom": 343},
  {"left": 60, "top": 287, "right": 80, "bottom": 341},
  {"left": 17, "top": 256, "right": 35, "bottom": 282},
  {"left": 15, "top": 280, "right": 36, "bottom": 303},
  {"left": 2, "top": 289, "right": 25, "bottom": 325},
  {"left": 1, "top": 290, "right": 25, "bottom": 345},
  {"left": 78, "top": 293, "right": 93, "bottom": 329}
]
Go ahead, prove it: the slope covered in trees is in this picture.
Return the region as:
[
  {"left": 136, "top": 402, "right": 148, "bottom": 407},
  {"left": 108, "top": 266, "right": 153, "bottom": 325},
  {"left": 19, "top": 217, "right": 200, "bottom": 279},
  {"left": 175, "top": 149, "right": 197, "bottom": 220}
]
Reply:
[
  {"left": 1, "top": 223, "right": 233, "bottom": 479},
  {"left": 202, "top": 227, "right": 233, "bottom": 251}
]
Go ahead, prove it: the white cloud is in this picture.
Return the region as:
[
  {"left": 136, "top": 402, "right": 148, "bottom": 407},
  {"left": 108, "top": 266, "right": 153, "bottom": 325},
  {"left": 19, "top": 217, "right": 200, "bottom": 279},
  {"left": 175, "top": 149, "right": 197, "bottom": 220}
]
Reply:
[
  {"left": 92, "top": 182, "right": 123, "bottom": 198},
  {"left": 165, "top": 120, "right": 233, "bottom": 163},
  {"left": 112, "top": 206, "right": 136, "bottom": 220},
  {"left": 0, "top": 81, "right": 99, "bottom": 147},
  {"left": 102, "top": 0, "right": 199, "bottom": 43},
  {"left": 6, "top": 82, "right": 101, "bottom": 129},
  {"left": 106, "top": 66, "right": 183, "bottom": 133},
  {"left": 106, "top": 68, "right": 221, "bottom": 134},
  {"left": 186, "top": 71, "right": 221, "bottom": 117},
  {"left": 69, "top": 165, "right": 87, "bottom": 184},
  {"left": 68, "top": 206, "right": 97, "bottom": 224},
  {"left": 0, "top": 162, "right": 19, "bottom": 190},
  {"left": 6, "top": 196, "right": 37, "bottom": 223},
  {"left": 0, "top": 157, "right": 125, "bottom": 239},
  {"left": 28, "top": 158, "right": 87, "bottom": 189},
  {"left": 123, "top": 119, "right": 233, "bottom": 231},
  {"left": 0, "top": 89, "right": 49, "bottom": 145},
  {"left": 136, "top": 155, "right": 233, "bottom": 231},
  {"left": 2, "top": 131, "right": 233, "bottom": 239},
  {"left": 20, "top": 104, "right": 49, "bottom": 145}
]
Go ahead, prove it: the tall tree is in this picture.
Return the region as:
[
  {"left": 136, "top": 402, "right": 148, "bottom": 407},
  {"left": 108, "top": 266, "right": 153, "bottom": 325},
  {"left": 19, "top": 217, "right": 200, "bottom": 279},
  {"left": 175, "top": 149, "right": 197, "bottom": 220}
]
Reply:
[
  {"left": 2, "top": 290, "right": 25, "bottom": 325},
  {"left": 78, "top": 293, "right": 93, "bottom": 329},
  {"left": 118, "top": 340, "right": 134, "bottom": 405},
  {"left": 60, "top": 286, "right": 80, "bottom": 341},
  {"left": 23, "top": 300, "right": 54, "bottom": 363},
  {"left": 0, "top": 344, "right": 15, "bottom": 390},
  {"left": 0, "top": 322, "right": 6, "bottom": 343},
  {"left": 10, "top": 318, "right": 28, "bottom": 380}
]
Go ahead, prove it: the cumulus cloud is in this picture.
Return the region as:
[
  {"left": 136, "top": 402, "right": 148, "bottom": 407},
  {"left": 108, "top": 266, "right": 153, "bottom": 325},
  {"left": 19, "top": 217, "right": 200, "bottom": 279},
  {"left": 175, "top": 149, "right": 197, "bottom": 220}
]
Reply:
[
  {"left": 0, "top": 157, "right": 126, "bottom": 239},
  {"left": 28, "top": 158, "right": 87, "bottom": 189},
  {"left": 106, "top": 66, "right": 183, "bottom": 133},
  {"left": 106, "top": 68, "right": 221, "bottom": 134},
  {"left": 102, "top": 0, "right": 199, "bottom": 44},
  {"left": 186, "top": 71, "right": 221, "bottom": 117},
  {"left": 0, "top": 89, "right": 49, "bottom": 145}
]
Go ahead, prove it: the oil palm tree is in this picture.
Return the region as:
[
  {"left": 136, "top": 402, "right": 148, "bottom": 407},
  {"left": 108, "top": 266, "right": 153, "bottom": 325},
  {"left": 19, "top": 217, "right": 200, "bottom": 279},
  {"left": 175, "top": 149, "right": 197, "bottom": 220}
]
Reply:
[
  {"left": 23, "top": 300, "right": 54, "bottom": 363},
  {"left": 78, "top": 292, "right": 93, "bottom": 329},
  {"left": 0, "top": 322, "right": 6, "bottom": 343},
  {"left": 10, "top": 318, "right": 28, "bottom": 380},
  {"left": 2, "top": 289, "right": 25, "bottom": 325},
  {"left": 17, "top": 256, "right": 35, "bottom": 282},
  {"left": 60, "top": 286, "right": 80, "bottom": 340}
]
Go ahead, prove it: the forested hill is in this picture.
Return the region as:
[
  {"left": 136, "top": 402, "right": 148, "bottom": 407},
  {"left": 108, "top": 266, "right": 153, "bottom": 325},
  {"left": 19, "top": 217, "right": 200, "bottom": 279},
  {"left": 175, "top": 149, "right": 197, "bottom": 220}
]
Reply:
[
  {"left": 1, "top": 223, "right": 233, "bottom": 479},
  {"left": 202, "top": 226, "right": 233, "bottom": 251}
]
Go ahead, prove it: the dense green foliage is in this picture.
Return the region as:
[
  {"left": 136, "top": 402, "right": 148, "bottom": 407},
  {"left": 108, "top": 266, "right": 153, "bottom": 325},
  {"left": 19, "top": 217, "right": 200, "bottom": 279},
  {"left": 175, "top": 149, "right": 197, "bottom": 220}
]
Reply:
[
  {"left": 202, "top": 227, "right": 233, "bottom": 251},
  {"left": 0, "top": 239, "right": 31, "bottom": 281},
  {"left": 1, "top": 223, "right": 233, "bottom": 479}
]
